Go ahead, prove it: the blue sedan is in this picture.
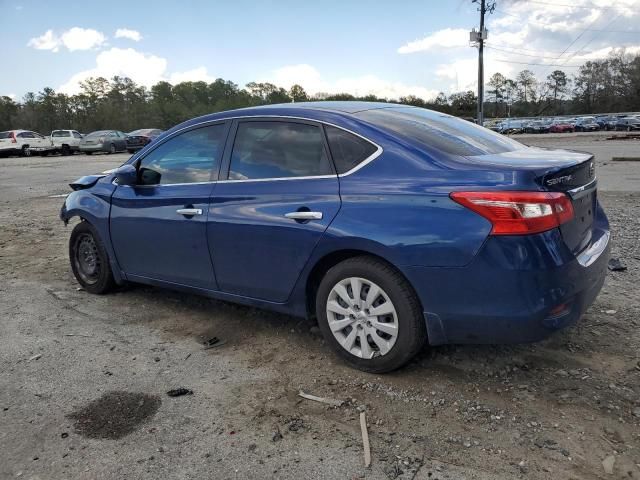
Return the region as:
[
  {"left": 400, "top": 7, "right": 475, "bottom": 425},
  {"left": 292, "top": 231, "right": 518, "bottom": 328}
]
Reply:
[{"left": 60, "top": 102, "right": 610, "bottom": 372}]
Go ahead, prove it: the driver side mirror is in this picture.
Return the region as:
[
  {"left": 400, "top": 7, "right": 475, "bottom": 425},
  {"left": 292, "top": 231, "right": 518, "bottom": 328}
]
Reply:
[{"left": 114, "top": 164, "right": 137, "bottom": 186}]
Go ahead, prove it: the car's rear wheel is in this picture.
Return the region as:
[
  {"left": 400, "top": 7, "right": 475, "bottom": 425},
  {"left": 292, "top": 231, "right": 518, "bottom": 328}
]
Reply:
[
  {"left": 127, "top": 149, "right": 135, "bottom": 154},
  {"left": 21, "top": 145, "right": 31, "bottom": 157},
  {"left": 85, "top": 151, "right": 92, "bottom": 155},
  {"left": 109, "top": 143, "right": 116, "bottom": 154},
  {"left": 315, "top": 256, "right": 427, "bottom": 373},
  {"left": 61, "top": 144, "right": 71, "bottom": 156},
  {"left": 69, "top": 221, "right": 115, "bottom": 294}
]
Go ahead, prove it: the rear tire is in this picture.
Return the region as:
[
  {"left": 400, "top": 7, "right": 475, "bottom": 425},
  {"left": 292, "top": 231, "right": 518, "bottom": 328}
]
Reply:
[
  {"left": 315, "top": 256, "right": 427, "bottom": 373},
  {"left": 109, "top": 143, "right": 116, "bottom": 154},
  {"left": 69, "top": 221, "right": 115, "bottom": 294},
  {"left": 127, "top": 149, "right": 135, "bottom": 154},
  {"left": 21, "top": 145, "right": 31, "bottom": 157},
  {"left": 85, "top": 151, "right": 92, "bottom": 155},
  {"left": 61, "top": 145, "right": 71, "bottom": 156}
]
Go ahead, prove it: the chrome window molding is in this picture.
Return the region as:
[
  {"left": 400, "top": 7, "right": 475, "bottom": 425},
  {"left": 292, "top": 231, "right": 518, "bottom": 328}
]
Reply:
[{"left": 127, "top": 114, "right": 384, "bottom": 186}]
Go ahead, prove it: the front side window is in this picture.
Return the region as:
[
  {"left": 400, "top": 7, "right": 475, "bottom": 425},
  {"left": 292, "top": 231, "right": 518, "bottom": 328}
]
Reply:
[
  {"left": 228, "top": 121, "right": 333, "bottom": 180},
  {"left": 73, "top": 131, "right": 82, "bottom": 138},
  {"left": 325, "top": 125, "right": 378, "bottom": 174},
  {"left": 137, "top": 124, "right": 226, "bottom": 185}
]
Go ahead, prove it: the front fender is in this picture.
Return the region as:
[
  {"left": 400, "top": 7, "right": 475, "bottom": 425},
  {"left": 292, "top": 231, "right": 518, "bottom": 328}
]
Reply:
[{"left": 60, "top": 179, "right": 125, "bottom": 284}]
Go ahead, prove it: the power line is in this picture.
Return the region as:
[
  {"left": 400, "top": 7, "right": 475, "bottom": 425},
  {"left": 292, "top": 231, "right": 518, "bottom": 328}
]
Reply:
[
  {"left": 485, "top": 45, "right": 582, "bottom": 59},
  {"left": 492, "top": 7, "right": 638, "bottom": 32}
]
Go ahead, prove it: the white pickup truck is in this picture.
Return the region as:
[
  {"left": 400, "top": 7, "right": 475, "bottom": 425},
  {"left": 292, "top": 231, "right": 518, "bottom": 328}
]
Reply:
[
  {"left": 0, "top": 130, "right": 54, "bottom": 157},
  {"left": 50, "top": 130, "right": 83, "bottom": 155}
]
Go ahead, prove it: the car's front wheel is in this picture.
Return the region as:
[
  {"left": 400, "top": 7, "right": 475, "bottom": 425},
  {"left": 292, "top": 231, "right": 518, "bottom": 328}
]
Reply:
[
  {"left": 316, "top": 256, "right": 427, "bottom": 373},
  {"left": 21, "top": 145, "right": 31, "bottom": 157},
  {"left": 69, "top": 221, "right": 115, "bottom": 294}
]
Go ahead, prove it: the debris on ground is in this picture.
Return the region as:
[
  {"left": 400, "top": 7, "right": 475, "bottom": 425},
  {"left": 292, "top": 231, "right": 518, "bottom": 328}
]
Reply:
[
  {"left": 166, "top": 388, "right": 193, "bottom": 397},
  {"left": 298, "top": 390, "right": 344, "bottom": 407},
  {"left": 28, "top": 354, "right": 42, "bottom": 361},
  {"left": 602, "top": 455, "right": 616, "bottom": 475},
  {"left": 203, "top": 337, "right": 226, "bottom": 349},
  {"left": 360, "top": 411, "right": 371, "bottom": 468},
  {"left": 608, "top": 258, "right": 628, "bottom": 272}
]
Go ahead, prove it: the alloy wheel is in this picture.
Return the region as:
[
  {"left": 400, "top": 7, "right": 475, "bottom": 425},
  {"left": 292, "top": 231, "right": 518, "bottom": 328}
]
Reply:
[{"left": 325, "top": 277, "right": 398, "bottom": 359}]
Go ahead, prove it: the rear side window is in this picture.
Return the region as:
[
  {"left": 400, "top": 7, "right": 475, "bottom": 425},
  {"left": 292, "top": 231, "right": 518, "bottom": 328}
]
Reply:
[
  {"left": 228, "top": 121, "right": 333, "bottom": 180},
  {"left": 52, "top": 131, "right": 70, "bottom": 137},
  {"left": 138, "top": 124, "right": 226, "bottom": 185},
  {"left": 73, "top": 131, "right": 82, "bottom": 138},
  {"left": 0, "top": 131, "right": 11, "bottom": 139},
  {"left": 325, "top": 126, "right": 378, "bottom": 174},
  {"left": 356, "top": 107, "right": 525, "bottom": 156}
]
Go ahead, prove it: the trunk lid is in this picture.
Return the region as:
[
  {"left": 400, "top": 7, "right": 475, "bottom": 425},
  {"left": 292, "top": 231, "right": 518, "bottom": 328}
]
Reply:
[{"left": 466, "top": 147, "right": 597, "bottom": 255}]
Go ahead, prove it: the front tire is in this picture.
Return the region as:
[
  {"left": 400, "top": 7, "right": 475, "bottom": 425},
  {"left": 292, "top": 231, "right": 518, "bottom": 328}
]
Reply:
[
  {"left": 21, "top": 145, "right": 31, "bottom": 157},
  {"left": 315, "top": 256, "right": 427, "bottom": 373},
  {"left": 69, "top": 221, "right": 115, "bottom": 294}
]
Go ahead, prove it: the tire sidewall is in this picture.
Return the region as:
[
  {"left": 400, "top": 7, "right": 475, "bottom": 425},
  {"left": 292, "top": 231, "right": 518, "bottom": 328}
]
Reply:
[
  {"left": 315, "top": 258, "right": 425, "bottom": 373},
  {"left": 69, "top": 221, "right": 114, "bottom": 294}
]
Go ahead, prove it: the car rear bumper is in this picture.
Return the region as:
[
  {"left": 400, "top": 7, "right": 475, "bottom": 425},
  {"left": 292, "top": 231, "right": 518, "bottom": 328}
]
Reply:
[
  {"left": 403, "top": 207, "right": 610, "bottom": 345},
  {"left": 0, "top": 146, "right": 21, "bottom": 155}
]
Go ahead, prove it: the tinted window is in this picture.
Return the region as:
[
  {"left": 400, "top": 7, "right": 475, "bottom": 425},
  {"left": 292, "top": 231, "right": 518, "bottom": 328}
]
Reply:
[
  {"left": 86, "top": 131, "right": 108, "bottom": 138},
  {"left": 357, "top": 107, "right": 525, "bottom": 156},
  {"left": 138, "top": 124, "right": 226, "bottom": 185},
  {"left": 18, "top": 132, "right": 34, "bottom": 138},
  {"left": 73, "top": 131, "right": 82, "bottom": 138},
  {"left": 325, "top": 125, "right": 377, "bottom": 174},
  {"left": 229, "top": 121, "right": 332, "bottom": 180},
  {"left": 0, "top": 131, "right": 12, "bottom": 139},
  {"left": 52, "top": 130, "right": 70, "bottom": 137}
]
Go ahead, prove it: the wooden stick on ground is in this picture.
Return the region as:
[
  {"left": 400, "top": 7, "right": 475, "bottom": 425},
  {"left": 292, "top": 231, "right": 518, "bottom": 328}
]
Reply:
[
  {"left": 360, "top": 412, "right": 371, "bottom": 467},
  {"left": 298, "top": 390, "right": 344, "bottom": 407}
]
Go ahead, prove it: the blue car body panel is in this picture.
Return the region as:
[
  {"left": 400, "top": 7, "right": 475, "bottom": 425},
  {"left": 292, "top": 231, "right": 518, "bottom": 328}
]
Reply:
[{"left": 60, "top": 102, "right": 609, "bottom": 346}]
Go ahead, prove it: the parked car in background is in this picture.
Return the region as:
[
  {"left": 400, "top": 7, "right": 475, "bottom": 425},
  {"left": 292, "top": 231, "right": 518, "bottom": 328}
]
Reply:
[
  {"left": 60, "top": 102, "right": 610, "bottom": 372},
  {"left": 595, "top": 116, "right": 617, "bottom": 131},
  {"left": 79, "top": 130, "right": 128, "bottom": 154},
  {"left": 615, "top": 116, "right": 640, "bottom": 131},
  {"left": 51, "top": 130, "right": 83, "bottom": 155},
  {"left": 549, "top": 119, "right": 574, "bottom": 133},
  {"left": 0, "top": 130, "right": 53, "bottom": 157},
  {"left": 524, "top": 120, "right": 549, "bottom": 134},
  {"left": 499, "top": 120, "right": 524, "bottom": 134},
  {"left": 125, "top": 129, "right": 163, "bottom": 153},
  {"left": 575, "top": 117, "right": 600, "bottom": 132}
]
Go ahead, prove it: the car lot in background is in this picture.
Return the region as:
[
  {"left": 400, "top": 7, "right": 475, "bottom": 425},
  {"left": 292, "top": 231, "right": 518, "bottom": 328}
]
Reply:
[
  {"left": 523, "top": 120, "right": 549, "bottom": 134},
  {"left": 79, "top": 130, "right": 128, "bottom": 154},
  {"left": 50, "top": 129, "right": 83, "bottom": 155},
  {"left": 125, "top": 128, "right": 163, "bottom": 153},
  {"left": 0, "top": 129, "right": 53, "bottom": 157}
]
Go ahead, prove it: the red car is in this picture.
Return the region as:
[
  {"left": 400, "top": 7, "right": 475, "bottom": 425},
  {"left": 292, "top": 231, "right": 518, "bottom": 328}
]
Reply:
[{"left": 549, "top": 120, "right": 574, "bottom": 133}]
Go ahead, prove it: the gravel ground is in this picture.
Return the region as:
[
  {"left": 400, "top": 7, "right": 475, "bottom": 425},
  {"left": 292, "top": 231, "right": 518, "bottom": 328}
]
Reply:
[{"left": 0, "top": 137, "right": 639, "bottom": 480}]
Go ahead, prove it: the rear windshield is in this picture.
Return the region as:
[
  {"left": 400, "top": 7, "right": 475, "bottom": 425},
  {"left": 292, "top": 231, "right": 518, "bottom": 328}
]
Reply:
[
  {"left": 356, "top": 107, "right": 525, "bottom": 156},
  {"left": 52, "top": 130, "right": 70, "bottom": 137},
  {"left": 0, "top": 131, "right": 12, "bottom": 139},
  {"left": 86, "top": 130, "right": 109, "bottom": 138}
]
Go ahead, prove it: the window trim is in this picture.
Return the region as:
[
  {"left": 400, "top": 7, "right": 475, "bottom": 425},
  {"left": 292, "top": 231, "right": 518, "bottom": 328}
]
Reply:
[{"left": 122, "top": 116, "right": 382, "bottom": 187}]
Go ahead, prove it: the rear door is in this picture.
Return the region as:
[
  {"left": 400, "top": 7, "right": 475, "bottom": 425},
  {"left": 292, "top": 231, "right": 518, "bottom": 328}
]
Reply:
[
  {"left": 207, "top": 118, "right": 341, "bottom": 302},
  {"left": 110, "top": 122, "right": 229, "bottom": 289}
]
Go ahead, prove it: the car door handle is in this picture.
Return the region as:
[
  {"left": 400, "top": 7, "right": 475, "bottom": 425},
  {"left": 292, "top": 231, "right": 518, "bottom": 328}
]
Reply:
[
  {"left": 176, "top": 208, "right": 203, "bottom": 216},
  {"left": 284, "top": 211, "right": 323, "bottom": 221}
]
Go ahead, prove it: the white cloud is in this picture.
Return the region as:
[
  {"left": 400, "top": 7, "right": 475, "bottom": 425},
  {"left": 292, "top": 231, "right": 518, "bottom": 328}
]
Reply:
[
  {"left": 27, "top": 27, "right": 106, "bottom": 52},
  {"left": 267, "top": 64, "right": 439, "bottom": 101},
  {"left": 27, "top": 30, "right": 60, "bottom": 52},
  {"left": 115, "top": 28, "right": 142, "bottom": 42},
  {"left": 58, "top": 47, "right": 215, "bottom": 94},
  {"left": 3, "top": 93, "right": 16, "bottom": 100},
  {"left": 398, "top": 28, "right": 469, "bottom": 54},
  {"left": 169, "top": 67, "right": 216, "bottom": 84},
  {"left": 60, "top": 27, "right": 106, "bottom": 51}
]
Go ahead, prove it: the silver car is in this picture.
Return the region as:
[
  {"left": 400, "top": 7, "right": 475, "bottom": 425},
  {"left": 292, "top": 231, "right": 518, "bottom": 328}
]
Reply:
[{"left": 79, "top": 130, "right": 128, "bottom": 155}]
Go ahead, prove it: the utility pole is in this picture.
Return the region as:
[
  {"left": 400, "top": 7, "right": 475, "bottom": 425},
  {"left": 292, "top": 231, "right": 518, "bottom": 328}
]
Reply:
[{"left": 470, "top": 0, "right": 495, "bottom": 125}]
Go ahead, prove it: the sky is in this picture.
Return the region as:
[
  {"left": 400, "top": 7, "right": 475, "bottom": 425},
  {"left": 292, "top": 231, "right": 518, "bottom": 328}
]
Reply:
[{"left": 1, "top": 0, "right": 639, "bottom": 101}]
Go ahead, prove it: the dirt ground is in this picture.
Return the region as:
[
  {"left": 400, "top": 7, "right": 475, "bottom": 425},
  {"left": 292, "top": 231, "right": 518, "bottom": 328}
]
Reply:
[{"left": 1, "top": 134, "right": 639, "bottom": 479}]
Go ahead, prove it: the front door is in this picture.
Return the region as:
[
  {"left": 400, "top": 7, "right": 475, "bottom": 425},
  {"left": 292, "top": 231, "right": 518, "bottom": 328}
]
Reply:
[
  {"left": 208, "top": 119, "right": 341, "bottom": 302},
  {"left": 110, "top": 122, "right": 229, "bottom": 289}
]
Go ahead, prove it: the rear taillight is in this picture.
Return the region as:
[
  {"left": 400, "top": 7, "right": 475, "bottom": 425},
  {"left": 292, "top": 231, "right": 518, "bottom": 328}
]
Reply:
[
  {"left": 450, "top": 191, "right": 574, "bottom": 235},
  {"left": 10, "top": 131, "right": 16, "bottom": 143}
]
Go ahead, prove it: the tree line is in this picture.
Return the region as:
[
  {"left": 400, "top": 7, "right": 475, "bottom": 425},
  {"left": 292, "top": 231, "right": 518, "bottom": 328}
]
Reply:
[{"left": 1, "top": 51, "right": 638, "bottom": 134}]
